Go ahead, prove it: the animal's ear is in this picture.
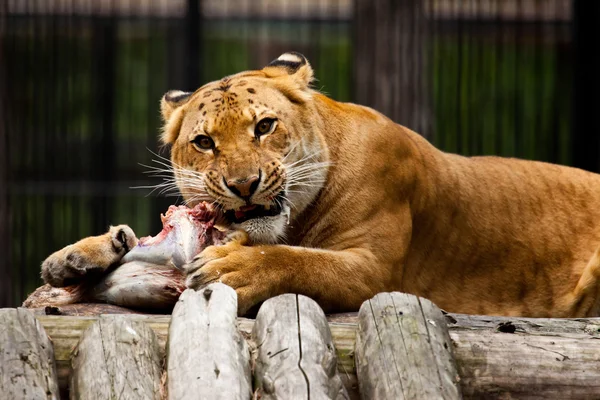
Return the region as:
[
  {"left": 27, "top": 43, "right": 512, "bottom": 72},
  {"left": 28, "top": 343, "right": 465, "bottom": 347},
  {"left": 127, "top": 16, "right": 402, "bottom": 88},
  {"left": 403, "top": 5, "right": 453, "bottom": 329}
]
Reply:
[
  {"left": 160, "top": 90, "right": 193, "bottom": 121},
  {"left": 160, "top": 90, "right": 193, "bottom": 144},
  {"left": 263, "top": 52, "right": 314, "bottom": 88}
]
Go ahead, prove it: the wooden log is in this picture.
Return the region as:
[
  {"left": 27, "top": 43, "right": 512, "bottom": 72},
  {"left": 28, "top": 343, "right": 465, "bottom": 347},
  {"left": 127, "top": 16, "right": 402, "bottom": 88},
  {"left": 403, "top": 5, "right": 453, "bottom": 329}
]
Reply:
[
  {"left": 444, "top": 313, "right": 600, "bottom": 335},
  {"left": 452, "top": 330, "right": 600, "bottom": 399},
  {"left": 355, "top": 292, "right": 462, "bottom": 399},
  {"left": 252, "top": 294, "right": 349, "bottom": 399},
  {"left": 167, "top": 285, "right": 252, "bottom": 400},
  {"left": 33, "top": 311, "right": 600, "bottom": 399},
  {"left": 27, "top": 302, "right": 147, "bottom": 317},
  {"left": 70, "top": 315, "right": 163, "bottom": 399},
  {"left": 436, "top": 313, "right": 600, "bottom": 399},
  {"left": 0, "top": 308, "right": 60, "bottom": 399}
]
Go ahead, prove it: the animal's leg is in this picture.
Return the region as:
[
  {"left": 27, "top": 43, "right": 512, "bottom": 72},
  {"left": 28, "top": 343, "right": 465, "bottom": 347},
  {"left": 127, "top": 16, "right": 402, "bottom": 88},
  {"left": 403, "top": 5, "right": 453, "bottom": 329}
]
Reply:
[
  {"left": 564, "top": 247, "right": 600, "bottom": 317},
  {"left": 184, "top": 242, "right": 391, "bottom": 315},
  {"left": 41, "top": 225, "right": 138, "bottom": 287}
]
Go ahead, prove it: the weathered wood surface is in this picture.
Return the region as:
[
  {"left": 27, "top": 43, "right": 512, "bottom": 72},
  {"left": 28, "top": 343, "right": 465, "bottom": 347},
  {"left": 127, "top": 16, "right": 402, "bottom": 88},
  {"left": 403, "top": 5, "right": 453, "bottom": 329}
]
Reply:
[
  {"left": 0, "top": 308, "right": 60, "bottom": 399},
  {"left": 252, "top": 294, "right": 349, "bottom": 399},
  {"left": 355, "top": 292, "right": 462, "bottom": 399},
  {"left": 444, "top": 312, "right": 600, "bottom": 335},
  {"left": 37, "top": 314, "right": 171, "bottom": 391},
  {"left": 70, "top": 315, "right": 163, "bottom": 399},
  {"left": 452, "top": 329, "right": 600, "bottom": 399},
  {"left": 443, "top": 313, "right": 600, "bottom": 399},
  {"left": 33, "top": 311, "right": 600, "bottom": 399},
  {"left": 167, "top": 285, "right": 252, "bottom": 400},
  {"left": 27, "top": 302, "right": 146, "bottom": 316}
]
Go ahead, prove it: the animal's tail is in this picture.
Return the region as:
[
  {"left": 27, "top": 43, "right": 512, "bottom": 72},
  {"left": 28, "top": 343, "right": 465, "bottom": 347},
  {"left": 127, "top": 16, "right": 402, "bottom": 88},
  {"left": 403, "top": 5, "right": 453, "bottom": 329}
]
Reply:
[{"left": 567, "top": 246, "right": 600, "bottom": 317}]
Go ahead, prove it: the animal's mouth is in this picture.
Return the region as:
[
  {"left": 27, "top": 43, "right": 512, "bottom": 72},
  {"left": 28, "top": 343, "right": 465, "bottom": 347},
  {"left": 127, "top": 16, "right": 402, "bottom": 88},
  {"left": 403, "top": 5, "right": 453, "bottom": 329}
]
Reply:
[{"left": 224, "top": 192, "right": 286, "bottom": 224}]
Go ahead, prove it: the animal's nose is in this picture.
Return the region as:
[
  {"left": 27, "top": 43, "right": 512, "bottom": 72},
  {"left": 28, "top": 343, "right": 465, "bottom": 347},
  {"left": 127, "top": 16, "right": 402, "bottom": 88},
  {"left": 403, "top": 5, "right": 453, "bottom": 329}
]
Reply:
[{"left": 225, "top": 174, "right": 260, "bottom": 200}]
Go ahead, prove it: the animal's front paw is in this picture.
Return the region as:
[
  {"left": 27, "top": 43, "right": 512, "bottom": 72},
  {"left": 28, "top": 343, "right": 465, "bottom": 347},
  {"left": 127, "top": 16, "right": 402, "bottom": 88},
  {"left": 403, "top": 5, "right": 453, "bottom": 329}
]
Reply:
[
  {"left": 41, "top": 225, "right": 138, "bottom": 287},
  {"left": 183, "top": 242, "right": 279, "bottom": 315}
]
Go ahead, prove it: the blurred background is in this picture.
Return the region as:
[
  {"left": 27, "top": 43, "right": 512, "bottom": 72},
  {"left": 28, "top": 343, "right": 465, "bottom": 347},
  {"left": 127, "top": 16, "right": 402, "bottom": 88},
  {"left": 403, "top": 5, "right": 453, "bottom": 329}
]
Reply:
[{"left": 1, "top": 0, "right": 598, "bottom": 306}]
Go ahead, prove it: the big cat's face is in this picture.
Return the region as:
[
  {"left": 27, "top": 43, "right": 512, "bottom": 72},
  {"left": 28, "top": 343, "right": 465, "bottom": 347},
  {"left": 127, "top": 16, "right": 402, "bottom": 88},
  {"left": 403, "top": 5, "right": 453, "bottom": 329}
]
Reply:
[{"left": 163, "top": 70, "right": 328, "bottom": 244}]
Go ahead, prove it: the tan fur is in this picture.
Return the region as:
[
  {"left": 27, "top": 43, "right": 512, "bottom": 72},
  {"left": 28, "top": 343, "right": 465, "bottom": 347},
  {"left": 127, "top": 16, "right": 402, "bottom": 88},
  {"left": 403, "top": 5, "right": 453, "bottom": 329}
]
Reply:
[
  {"left": 42, "top": 53, "right": 600, "bottom": 317},
  {"left": 41, "top": 225, "right": 137, "bottom": 287}
]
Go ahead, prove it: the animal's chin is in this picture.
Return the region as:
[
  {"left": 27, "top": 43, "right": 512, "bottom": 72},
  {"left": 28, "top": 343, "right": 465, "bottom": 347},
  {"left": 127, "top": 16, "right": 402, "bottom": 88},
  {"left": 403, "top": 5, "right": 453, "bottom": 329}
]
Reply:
[{"left": 223, "top": 192, "right": 286, "bottom": 224}]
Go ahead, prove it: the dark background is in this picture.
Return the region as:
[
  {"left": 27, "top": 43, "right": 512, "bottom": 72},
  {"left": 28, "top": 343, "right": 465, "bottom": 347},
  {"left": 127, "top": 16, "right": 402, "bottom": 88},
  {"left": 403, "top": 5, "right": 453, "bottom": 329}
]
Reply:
[{"left": 1, "top": 0, "right": 598, "bottom": 307}]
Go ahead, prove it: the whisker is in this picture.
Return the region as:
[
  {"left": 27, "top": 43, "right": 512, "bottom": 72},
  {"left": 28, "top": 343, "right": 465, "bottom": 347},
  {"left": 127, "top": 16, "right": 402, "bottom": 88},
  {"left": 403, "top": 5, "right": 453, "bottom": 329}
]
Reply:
[
  {"left": 283, "top": 149, "right": 328, "bottom": 168},
  {"left": 140, "top": 164, "right": 207, "bottom": 189},
  {"left": 287, "top": 172, "right": 327, "bottom": 181},
  {"left": 287, "top": 176, "right": 326, "bottom": 183},
  {"left": 286, "top": 174, "right": 328, "bottom": 183},
  {"left": 287, "top": 184, "right": 325, "bottom": 190},
  {"left": 282, "top": 139, "right": 305, "bottom": 163},
  {"left": 146, "top": 148, "right": 188, "bottom": 171},
  {"left": 287, "top": 160, "right": 331, "bottom": 169},
  {"left": 286, "top": 162, "right": 332, "bottom": 174},
  {"left": 278, "top": 194, "right": 298, "bottom": 210}
]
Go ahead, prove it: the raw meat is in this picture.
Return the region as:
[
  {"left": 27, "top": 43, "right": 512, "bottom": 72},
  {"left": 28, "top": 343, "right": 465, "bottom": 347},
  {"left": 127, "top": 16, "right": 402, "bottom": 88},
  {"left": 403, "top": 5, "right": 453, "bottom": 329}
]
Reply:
[
  {"left": 122, "top": 203, "right": 228, "bottom": 269},
  {"left": 24, "top": 202, "right": 229, "bottom": 311}
]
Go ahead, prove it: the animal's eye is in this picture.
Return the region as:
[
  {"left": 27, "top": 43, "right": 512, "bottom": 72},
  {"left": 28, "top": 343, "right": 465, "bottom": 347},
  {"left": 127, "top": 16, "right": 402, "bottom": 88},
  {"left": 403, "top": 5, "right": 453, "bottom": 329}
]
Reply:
[
  {"left": 255, "top": 118, "right": 276, "bottom": 137},
  {"left": 192, "top": 135, "right": 214, "bottom": 150}
]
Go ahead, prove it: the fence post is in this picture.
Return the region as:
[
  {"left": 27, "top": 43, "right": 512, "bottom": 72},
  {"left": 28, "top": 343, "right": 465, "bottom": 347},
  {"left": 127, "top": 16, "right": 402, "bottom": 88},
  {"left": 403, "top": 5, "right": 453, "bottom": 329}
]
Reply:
[
  {"left": 0, "top": 8, "right": 11, "bottom": 306},
  {"left": 353, "top": 0, "right": 431, "bottom": 139},
  {"left": 185, "top": 0, "right": 201, "bottom": 90},
  {"left": 155, "top": 0, "right": 203, "bottom": 234},
  {"left": 0, "top": 130, "right": 9, "bottom": 307},
  {"left": 90, "top": 16, "right": 116, "bottom": 234},
  {"left": 572, "top": 0, "right": 600, "bottom": 172}
]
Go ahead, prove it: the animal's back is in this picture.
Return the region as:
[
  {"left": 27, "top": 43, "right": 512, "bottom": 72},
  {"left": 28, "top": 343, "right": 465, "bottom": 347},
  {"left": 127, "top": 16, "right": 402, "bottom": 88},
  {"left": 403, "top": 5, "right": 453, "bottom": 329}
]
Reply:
[{"left": 404, "top": 140, "right": 600, "bottom": 317}]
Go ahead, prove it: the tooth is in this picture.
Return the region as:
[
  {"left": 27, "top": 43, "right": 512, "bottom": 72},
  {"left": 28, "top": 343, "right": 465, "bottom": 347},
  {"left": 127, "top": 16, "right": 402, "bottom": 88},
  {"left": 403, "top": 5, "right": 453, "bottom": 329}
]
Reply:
[{"left": 264, "top": 204, "right": 271, "bottom": 210}]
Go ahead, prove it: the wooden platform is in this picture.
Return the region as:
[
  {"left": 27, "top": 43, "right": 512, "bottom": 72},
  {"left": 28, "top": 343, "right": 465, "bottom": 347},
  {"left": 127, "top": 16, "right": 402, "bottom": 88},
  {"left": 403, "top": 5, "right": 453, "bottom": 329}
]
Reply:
[{"left": 1, "top": 284, "right": 600, "bottom": 399}]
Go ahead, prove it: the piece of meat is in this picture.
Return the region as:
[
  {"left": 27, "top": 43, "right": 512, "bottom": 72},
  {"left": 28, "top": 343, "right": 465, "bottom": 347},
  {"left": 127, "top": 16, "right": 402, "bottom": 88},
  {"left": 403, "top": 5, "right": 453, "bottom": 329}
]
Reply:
[
  {"left": 91, "top": 261, "right": 187, "bottom": 310},
  {"left": 23, "top": 263, "right": 185, "bottom": 311},
  {"left": 24, "top": 202, "right": 230, "bottom": 311},
  {"left": 122, "top": 203, "right": 228, "bottom": 269}
]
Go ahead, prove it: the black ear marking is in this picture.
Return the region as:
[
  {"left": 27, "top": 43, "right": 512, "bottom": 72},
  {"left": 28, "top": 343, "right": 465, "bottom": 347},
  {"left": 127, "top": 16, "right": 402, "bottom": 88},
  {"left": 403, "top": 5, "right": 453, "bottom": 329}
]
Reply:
[
  {"left": 165, "top": 90, "right": 193, "bottom": 103},
  {"left": 268, "top": 52, "right": 307, "bottom": 73}
]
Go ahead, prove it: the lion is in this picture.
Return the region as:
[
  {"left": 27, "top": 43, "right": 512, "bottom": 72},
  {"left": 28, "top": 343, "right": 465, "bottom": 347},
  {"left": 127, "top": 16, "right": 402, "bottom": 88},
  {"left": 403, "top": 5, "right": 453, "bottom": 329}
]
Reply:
[{"left": 41, "top": 52, "right": 600, "bottom": 317}]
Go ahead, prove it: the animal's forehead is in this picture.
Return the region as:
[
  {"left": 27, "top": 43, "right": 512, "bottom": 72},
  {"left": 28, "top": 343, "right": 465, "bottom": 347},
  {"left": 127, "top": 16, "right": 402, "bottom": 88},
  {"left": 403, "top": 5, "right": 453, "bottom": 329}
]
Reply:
[
  {"left": 188, "top": 75, "right": 280, "bottom": 131},
  {"left": 197, "top": 74, "right": 270, "bottom": 103}
]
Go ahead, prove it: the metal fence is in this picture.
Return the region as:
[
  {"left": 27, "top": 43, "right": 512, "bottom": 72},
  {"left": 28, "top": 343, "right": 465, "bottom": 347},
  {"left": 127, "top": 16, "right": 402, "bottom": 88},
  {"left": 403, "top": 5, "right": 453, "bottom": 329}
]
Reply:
[{"left": 1, "top": 0, "right": 597, "bottom": 306}]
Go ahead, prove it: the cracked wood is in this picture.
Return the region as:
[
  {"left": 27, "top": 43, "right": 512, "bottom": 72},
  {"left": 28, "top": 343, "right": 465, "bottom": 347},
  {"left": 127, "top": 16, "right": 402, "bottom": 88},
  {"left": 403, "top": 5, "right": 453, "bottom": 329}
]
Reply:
[
  {"left": 252, "top": 294, "right": 349, "bottom": 399},
  {"left": 452, "top": 330, "right": 600, "bottom": 398},
  {"left": 355, "top": 292, "right": 462, "bottom": 400},
  {"left": 167, "top": 284, "right": 252, "bottom": 400},
  {"left": 0, "top": 308, "right": 60, "bottom": 399},
  {"left": 70, "top": 315, "right": 162, "bottom": 399},
  {"left": 28, "top": 306, "right": 600, "bottom": 399}
]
